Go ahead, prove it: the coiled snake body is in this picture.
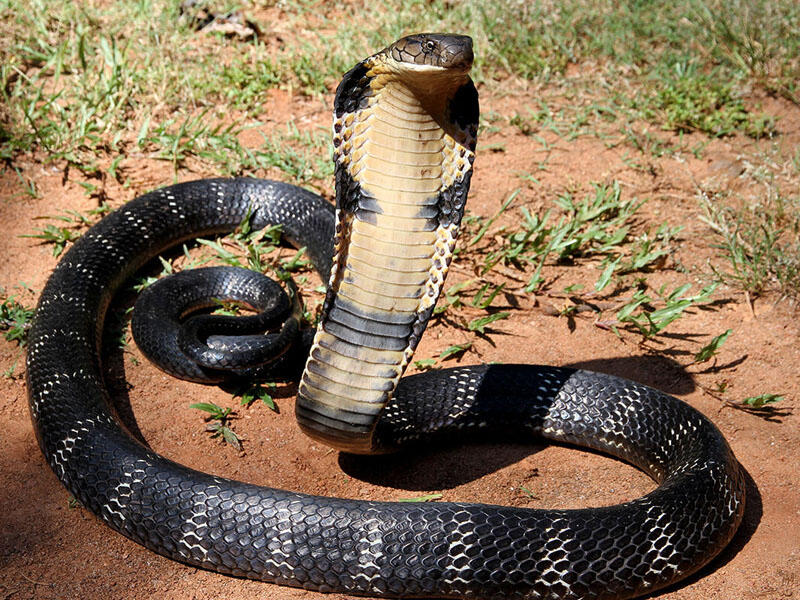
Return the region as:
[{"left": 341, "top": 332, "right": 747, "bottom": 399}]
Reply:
[{"left": 27, "top": 34, "right": 745, "bottom": 599}]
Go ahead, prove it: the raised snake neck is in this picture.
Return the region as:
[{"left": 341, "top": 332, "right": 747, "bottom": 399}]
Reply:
[
  {"left": 298, "top": 34, "right": 478, "bottom": 453},
  {"left": 27, "top": 34, "right": 745, "bottom": 599}
]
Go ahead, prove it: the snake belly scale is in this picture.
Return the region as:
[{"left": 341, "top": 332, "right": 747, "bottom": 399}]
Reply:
[{"left": 27, "top": 34, "right": 745, "bottom": 599}]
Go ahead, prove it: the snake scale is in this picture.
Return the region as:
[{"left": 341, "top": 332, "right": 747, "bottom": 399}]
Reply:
[{"left": 27, "top": 34, "right": 745, "bottom": 599}]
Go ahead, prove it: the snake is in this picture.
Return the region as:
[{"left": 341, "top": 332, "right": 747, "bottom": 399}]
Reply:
[{"left": 27, "top": 34, "right": 746, "bottom": 599}]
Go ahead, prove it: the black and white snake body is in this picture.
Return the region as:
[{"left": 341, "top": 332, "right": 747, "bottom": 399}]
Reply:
[{"left": 27, "top": 34, "right": 745, "bottom": 600}]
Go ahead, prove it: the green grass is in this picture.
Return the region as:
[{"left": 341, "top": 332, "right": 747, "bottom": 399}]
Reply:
[
  {"left": 458, "top": 182, "right": 672, "bottom": 296},
  {"left": 631, "top": 62, "right": 776, "bottom": 138},
  {"left": 0, "top": 290, "right": 35, "bottom": 377},
  {"left": 3, "top": 0, "right": 798, "bottom": 166},
  {"left": 21, "top": 204, "right": 112, "bottom": 256},
  {"left": 234, "top": 382, "right": 279, "bottom": 411},
  {"left": 420, "top": 179, "right": 701, "bottom": 364},
  {"left": 614, "top": 282, "right": 718, "bottom": 340},
  {"left": 3, "top": 0, "right": 797, "bottom": 396},
  {"left": 0, "top": 292, "right": 35, "bottom": 347},
  {"left": 190, "top": 401, "right": 243, "bottom": 450},
  {"left": 701, "top": 190, "right": 800, "bottom": 300},
  {"left": 693, "top": 328, "right": 732, "bottom": 364}
]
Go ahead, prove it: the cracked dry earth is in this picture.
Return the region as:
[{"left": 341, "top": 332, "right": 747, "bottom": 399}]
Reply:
[{"left": 1, "top": 84, "right": 798, "bottom": 600}]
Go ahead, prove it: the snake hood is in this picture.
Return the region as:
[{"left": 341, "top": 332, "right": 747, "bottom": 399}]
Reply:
[{"left": 298, "top": 34, "right": 480, "bottom": 453}]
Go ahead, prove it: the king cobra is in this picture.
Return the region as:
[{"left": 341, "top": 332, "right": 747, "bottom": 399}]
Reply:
[{"left": 27, "top": 34, "right": 745, "bottom": 599}]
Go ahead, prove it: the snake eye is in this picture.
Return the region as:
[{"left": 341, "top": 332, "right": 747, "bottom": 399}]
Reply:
[{"left": 423, "top": 39, "right": 436, "bottom": 52}]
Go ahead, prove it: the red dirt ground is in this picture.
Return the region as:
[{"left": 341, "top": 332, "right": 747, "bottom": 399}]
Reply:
[{"left": 1, "top": 75, "right": 798, "bottom": 599}]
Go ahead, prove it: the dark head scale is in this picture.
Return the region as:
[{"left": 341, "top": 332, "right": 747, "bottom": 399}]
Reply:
[{"left": 389, "top": 33, "right": 474, "bottom": 70}]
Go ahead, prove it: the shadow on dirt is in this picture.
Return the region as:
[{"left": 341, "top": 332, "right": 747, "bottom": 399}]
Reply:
[
  {"left": 563, "top": 353, "right": 695, "bottom": 396},
  {"left": 339, "top": 440, "right": 544, "bottom": 491}
]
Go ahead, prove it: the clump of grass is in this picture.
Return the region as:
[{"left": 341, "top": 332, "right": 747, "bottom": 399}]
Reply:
[
  {"left": 614, "top": 283, "right": 718, "bottom": 340},
  {"left": 0, "top": 290, "right": 36, "bottom": 377},
  {"left": 694, "top": 328, "right": 732, "bottom": 364},
  {"left": 21, "top": 223, "right": 81, "bottom": 257},
  {"left": 195, "top": 206, "right": 312, "bottom": 278},
  {"left": 633, "top": 62, "right": 776, "bottom": 138},
  {"left": 234, "top": 382, "right": 278, "bottom": 411},
  {"left": 137, "top": 112, "right": 332, "bottom": 179},
  {"left": 21, "top": 206, "right": 111, "bottom": 256},
  {"left": 692, "top": 0, "right": 800, "bottom": 101},
  {"left": 0, "top": 293, "right": 35, "bottom": 347},
  {"left": 742, "top": 393, "right": 784, "bottom": 409},
  {"left": 464, "top": 182, "right": 666, "bottom": 293},
  {"left": 701, "top": 192, "right": 800, "bottom": 300}
]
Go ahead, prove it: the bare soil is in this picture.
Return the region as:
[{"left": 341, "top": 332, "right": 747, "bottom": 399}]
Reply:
[{"left": 1, "top": 80, "right": 798, "bottom": 599}]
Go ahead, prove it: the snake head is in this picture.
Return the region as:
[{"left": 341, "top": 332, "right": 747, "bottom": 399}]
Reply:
[
  {"left": 388, "top": 33, "right": 474, "bottom": 72},
  {"left": 378, "top": 33, "right": 475, "bottom": 104}
]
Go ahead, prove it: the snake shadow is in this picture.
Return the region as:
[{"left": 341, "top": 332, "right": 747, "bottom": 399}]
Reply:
[
  {"left": 562, "top": 354, "right": 696, "bottom": 396},
  {"left": 103, "top": 324, "right": 147, "bottom": 445},
  {"left": 339, "top": 439, "right": 546, "bottom": 491}
]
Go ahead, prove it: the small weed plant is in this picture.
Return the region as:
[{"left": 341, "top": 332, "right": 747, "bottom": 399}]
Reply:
[{"left": 190, "top": 402, "right": 242, "bottom": 450}]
